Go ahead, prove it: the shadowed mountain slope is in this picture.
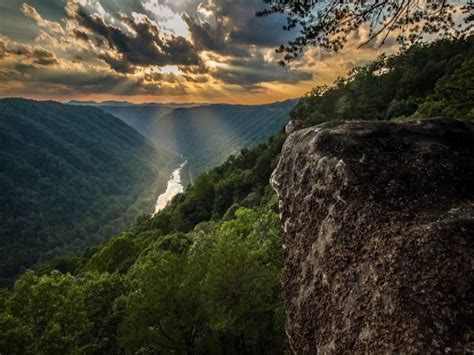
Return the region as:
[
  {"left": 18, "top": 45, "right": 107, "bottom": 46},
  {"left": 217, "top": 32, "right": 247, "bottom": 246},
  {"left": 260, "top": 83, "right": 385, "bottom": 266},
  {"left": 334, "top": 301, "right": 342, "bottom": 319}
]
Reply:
[{"left": 0, "top": 98, "right": 177, "bottom": 286}]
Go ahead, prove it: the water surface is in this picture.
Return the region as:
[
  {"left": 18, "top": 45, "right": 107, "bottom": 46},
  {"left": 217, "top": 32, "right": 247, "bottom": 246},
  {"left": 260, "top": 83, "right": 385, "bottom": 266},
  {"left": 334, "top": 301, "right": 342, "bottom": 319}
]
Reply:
[{"left": 154, "top": 161, "right": 187, "bottom": 215}]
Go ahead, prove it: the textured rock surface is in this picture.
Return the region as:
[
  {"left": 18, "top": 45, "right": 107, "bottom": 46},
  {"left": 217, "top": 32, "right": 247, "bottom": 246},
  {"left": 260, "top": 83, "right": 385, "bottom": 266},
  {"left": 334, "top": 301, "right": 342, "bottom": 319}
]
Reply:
[{"left": 271, "top": 118, "right": 474, "bottom": 354}]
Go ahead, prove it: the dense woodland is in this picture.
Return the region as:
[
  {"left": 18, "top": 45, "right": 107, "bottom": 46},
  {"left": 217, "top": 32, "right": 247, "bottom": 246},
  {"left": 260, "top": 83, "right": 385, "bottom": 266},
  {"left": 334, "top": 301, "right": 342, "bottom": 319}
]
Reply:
[
  {"left": 0, "top": 99, "right": 178, "bottom": 286},
  {"left": 0, "top": 36, "right": 473, "bottom": 354}
]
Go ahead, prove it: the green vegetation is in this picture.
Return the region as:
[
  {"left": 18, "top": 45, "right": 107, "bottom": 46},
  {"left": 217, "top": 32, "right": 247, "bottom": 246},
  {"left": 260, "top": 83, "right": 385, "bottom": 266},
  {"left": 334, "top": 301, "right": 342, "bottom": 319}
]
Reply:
[
  {"left": 0, "top": 99, "right": 178, "bottom": 286},
  {"left": 0, "top": 125, "right": 287, "bottom": 353},
  {"left": 0, "top": 36, "right": 472, "bottom": 354},
  {"left": 292, "top": 36, "right": 473, "bottom": 126},
  {"left": 0, "top": 200, "right": 285, "bottom": 354}
]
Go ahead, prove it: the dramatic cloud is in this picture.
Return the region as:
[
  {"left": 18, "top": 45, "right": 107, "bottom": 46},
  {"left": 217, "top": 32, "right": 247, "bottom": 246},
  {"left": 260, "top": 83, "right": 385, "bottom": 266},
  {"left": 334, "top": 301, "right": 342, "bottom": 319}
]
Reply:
[
  {"left": 21, "top": 3, "right": 65, "bottom": 35},
  {"left": 0, "top": 35, "right": 59, "bottom": 67},
  {"left": 66, "top": 3, "right": 202, "bottom": 71},
  {"left": 32, "top": 48, "right": 60, "bottom": 66},
  {"left": 183, "top": 13, "right": 226, "bottom": 52},
  {"left": 209, "top": 52, "right": 313, "bottom": 89},
  {"left": 0, "top": 0, "right": 398, "bottom": 103}
]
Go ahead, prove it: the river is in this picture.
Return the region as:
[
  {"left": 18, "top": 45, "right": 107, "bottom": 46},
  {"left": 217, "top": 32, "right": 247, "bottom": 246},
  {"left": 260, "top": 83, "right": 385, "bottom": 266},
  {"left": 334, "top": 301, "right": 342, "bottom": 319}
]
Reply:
[{"left": 153, "top": 160, "right": 187, "bottom": 215}]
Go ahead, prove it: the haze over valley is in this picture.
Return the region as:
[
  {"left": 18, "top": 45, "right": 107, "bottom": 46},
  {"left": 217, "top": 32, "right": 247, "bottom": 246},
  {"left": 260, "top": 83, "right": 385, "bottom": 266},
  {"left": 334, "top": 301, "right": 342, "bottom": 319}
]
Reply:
[{"left": 94, "top": 100, "right": 297, "bottom": 180}]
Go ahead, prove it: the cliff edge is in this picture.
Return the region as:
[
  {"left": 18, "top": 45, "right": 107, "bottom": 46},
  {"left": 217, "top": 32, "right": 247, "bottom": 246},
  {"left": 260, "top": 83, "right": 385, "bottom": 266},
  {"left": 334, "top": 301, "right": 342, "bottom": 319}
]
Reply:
[{"left": 271, "top": 118, "right": 474, "bottom": 353}]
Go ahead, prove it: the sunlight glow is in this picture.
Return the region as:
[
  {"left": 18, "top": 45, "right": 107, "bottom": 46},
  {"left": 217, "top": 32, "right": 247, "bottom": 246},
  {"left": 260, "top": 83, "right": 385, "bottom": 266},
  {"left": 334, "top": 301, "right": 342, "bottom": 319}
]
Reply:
[
  {"left": 142, "top": 0, "right": 190, "bottom": 39},
  {"left": 161, "top": 65, "right": 180, "bottom": 74}
]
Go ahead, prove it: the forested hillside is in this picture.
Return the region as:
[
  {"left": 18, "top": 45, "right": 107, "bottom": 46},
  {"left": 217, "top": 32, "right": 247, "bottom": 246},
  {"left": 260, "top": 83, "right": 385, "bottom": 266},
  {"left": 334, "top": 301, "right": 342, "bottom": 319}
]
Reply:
[
  {"left": 0, "top": 36, "right": 472, "bottom": 354},
  {"left": 0, "top": 99, "right": 178, "bottom": 286},
  {"left": 292, "top": 36, "right": 473, "bottom": 127},
  {"left": 102, "top": 100, "right": 297, "bottom": 182}
]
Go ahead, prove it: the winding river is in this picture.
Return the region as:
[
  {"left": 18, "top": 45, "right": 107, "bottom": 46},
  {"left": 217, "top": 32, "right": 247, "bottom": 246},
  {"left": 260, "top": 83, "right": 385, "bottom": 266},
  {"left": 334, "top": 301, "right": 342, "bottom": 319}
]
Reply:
[{"left": 153, "top": 161, "right": 187, "bottom": 215}]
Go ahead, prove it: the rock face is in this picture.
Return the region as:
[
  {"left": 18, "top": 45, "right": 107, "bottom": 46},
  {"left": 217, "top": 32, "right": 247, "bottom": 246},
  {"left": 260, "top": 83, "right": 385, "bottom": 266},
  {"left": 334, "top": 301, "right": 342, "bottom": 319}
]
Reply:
[{"left": 271, "top": 118, "right": 474, "bottom": 354}]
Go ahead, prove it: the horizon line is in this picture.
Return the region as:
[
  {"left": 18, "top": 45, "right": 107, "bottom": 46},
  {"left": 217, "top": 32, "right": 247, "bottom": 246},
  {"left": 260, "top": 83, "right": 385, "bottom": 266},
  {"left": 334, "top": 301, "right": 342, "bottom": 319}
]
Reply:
[{"left": 0, "top": 96, "right": 301, "bottom": 107}]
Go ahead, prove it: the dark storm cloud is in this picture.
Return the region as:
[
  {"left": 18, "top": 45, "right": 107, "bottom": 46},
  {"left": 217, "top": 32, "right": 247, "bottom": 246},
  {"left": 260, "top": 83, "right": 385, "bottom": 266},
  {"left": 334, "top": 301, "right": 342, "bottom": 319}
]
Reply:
[
  {"left": 178, "top": 63, "right": 208, "bottom": 75},
  {"left": 161, "top": 35, "right": 203, "bottom": 66},
  {"left": 182, "top": 13, "right": 225, "bottom": 51},
  {"left": 2, "top": 62, "right": 185, "bottom": 96},
  {"left": 144, "top": 71, "right": 178, "bottom": 83},
  {"left": 0, "top": 0, "right": 316, "bottom": 98},
  {"left": 211, "top": 53, "right": 313, "bottom": 87},
  {"left": 182, "top": 0, "right": 297, "bottom": 54},
  {"left": 73, "top": 30, "right": 89, "bottom": 42},
  {"left": 98, "top": 53, "right": 134, "bottom": 74},
  {"left": 0, "top": 38, "right": 7, "bottom": 59},
  {"left": 182, "top": 74, "right": 208, "bottom": 83},
  {"left": 8, "top": 44, "right": 31, "bottom": 56},
  {"left": 71, "top": 0, "right": 310, "bottom": 88},
  {"left": 0, "top": 36, "right": 59, "bottom": 66},
  {"left": 67, "top": 3, "right": 202, "bottom": 72},
  {"left": 14, "top": 63, "right": 36, "bottom": 74},
  {"left": 32, "top": 48, "right": 59, "bottom": 65},
  {"left": 229, "top": 14, "right": 296, "bottom": 47},
  {"left": 182, "top": 13, "right": 251, "bottom": 58}
]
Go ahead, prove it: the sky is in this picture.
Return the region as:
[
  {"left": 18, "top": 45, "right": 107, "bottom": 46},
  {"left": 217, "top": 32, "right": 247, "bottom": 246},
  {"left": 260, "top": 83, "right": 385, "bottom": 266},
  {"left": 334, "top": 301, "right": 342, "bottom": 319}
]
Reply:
[{"left": 0, "top": 0, "right": 400, "bottom": 104}]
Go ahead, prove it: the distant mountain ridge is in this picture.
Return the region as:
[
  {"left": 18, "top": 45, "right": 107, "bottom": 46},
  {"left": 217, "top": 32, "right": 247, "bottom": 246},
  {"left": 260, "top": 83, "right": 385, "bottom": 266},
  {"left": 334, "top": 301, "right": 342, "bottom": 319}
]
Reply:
[
  {"left": 0, "top": 98, "right": 178, "bottom": 286},
  {"left": 68, "top": 100, "right": 200, "bottom": 108},
  {"left": 67, "top": 99, "right": 297, "bottom": 108},
  {"left": 98, "top": 99, "right": 297, "bottom": 182}
]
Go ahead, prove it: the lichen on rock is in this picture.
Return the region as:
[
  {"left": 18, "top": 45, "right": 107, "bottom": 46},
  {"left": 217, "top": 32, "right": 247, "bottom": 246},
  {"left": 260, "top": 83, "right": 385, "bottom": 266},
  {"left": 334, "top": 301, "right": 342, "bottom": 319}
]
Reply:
[{"left": 271, "top": 118, "right": 474, "bottom": 354}]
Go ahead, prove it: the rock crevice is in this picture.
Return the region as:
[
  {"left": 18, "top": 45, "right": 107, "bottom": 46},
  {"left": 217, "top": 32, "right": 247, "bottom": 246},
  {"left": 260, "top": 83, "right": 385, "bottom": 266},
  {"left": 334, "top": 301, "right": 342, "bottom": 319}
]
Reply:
[{"left": 271, "top": 118, "right": 473, "bottom": 353}]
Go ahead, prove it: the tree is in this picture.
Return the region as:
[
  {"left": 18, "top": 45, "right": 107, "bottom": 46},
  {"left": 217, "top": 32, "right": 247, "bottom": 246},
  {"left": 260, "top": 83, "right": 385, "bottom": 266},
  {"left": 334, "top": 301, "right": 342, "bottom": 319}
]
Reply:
[
  {"left": 416, "top": 57, "right": 474, "bottom": 120},
  {"left": 203, "top": 205, "right": 286, "bottom": 354},
  {"left": 4, "top": 271, "right": 93, "bottom": 354},
  {"left": 257, "top": 0, "right": 473, "bottom": 65},
  {"left": 86, "top": 233, "right": 140, "bottom": 274},
  {"left": 81, "top": 273, "right": 128, "bottom": 354},
  {"left": 119, "top": 245, "right": 209, "bottom": 354}
]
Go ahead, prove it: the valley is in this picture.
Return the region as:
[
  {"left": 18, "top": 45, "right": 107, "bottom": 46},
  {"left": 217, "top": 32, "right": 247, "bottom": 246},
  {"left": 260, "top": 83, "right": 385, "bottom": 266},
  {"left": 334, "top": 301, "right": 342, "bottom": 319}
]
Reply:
[
  {"left": 0, "top": 97, "right": 296, "bottom": 286},
  {"left": 96, "top": 100, "right": 297, "bottom": 184}
]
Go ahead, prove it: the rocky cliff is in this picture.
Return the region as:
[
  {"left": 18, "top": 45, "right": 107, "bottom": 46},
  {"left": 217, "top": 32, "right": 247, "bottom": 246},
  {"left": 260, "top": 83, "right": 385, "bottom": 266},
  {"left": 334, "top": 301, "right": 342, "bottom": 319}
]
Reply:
[{"left": 271, "top": 118, "right": 473, "bottom": 353}]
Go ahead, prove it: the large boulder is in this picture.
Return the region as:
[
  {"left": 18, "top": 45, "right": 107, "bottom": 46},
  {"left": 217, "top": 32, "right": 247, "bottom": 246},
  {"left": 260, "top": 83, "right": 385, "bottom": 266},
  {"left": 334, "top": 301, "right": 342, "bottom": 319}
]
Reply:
[{"left": 271, "top": 118, "right": 474, "bottom": 353}]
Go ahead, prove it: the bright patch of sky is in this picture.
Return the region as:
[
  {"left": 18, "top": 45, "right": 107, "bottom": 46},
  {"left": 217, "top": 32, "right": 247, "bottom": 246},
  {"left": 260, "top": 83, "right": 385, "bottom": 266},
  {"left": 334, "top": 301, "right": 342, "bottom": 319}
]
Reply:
[
  {"left": 142, "top": 0, "right": 190, "bottom": 39},
  {"left": 161, "top": 65, "right": 179, "bottom": 74}
]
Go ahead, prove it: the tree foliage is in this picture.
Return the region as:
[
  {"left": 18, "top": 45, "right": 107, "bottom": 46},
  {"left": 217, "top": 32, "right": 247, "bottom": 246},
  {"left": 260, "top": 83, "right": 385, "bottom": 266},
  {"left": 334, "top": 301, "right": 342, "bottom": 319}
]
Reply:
[
  {"left": 290, "top": 35, "right": 474, "bottom": 124},
  {"left": 258, "top": 0, "right": 473, "bottom": 65},
  {"left": 0, "top": 199, "right": 285, "bottom": 354},
  {"left": 0, "top": 111, "right": 288, "bottom": 352},
  {"left": 148, "top": 133, "right": 287, "bottom": 235}
]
